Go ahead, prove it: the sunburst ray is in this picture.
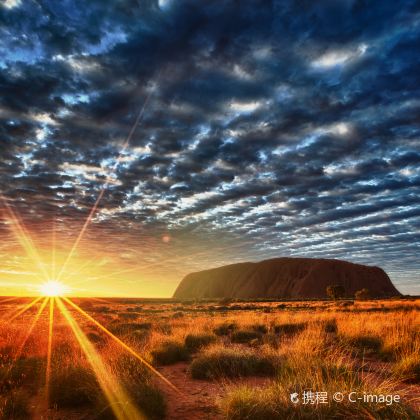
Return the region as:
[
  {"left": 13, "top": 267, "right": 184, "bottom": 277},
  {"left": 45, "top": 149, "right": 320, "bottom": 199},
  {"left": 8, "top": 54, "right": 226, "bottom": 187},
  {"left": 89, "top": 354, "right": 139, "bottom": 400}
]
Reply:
[
  {"left": 7, "top": 297, "right": 43, "bottom": 322},
  {"left": 0, "top": 298, "right": 48, "bottom": 383},
  {"left": 56, "top": 84, "right": 157, "bottom": 284},
  {"left": 1, "top": 195, "right": 50, "bottom": 281},
  {"left": 45, "top": 297, "right": 55, "bottom": 405},
  {"left": 62, "top": 297, "right": 181, "bottom": 395},
  {"left": 14, "top": 297, "right": 49, "bottom": 361},
  {"left": 56, "top": 297, "right": 144, "bottom": 420}
]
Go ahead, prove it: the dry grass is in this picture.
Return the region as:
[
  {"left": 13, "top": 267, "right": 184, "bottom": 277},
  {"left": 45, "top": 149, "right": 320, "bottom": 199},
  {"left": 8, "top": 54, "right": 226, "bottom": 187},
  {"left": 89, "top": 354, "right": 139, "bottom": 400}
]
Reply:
[
  {"left": 185, "top": 332, "right": 217, "bottom": 352},
  {"left": 189, "top": 345, "right": 281, "bottom": 379},
  {"left": 0, "top": 390, "right": 30, "bottom": 419},
  {"left": 0, "top": 297, "right": 418, "bottom": 418},
  {"left": 231, "top": 330, "right": 263, "bottom": 344},
  {"left": 49, "top": 364, "right": 100, "bottom": 408},
  {"left": 150, "top": 339, "right": 190, "bottom": 365},
  {"left": 104, "top": 352, "right": 166, "bottom": 419},
  {"left": 221, "top": 380, "right": 417, "bottom": 419}
]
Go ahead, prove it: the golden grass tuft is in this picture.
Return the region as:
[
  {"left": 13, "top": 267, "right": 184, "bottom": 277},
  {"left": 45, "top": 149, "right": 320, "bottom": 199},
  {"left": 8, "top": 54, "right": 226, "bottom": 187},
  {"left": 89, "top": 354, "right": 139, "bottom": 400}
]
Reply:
[
  {"left": 49, "top": 364, "right": 100, "bottom": 408},
  {"left": 150, "top": 340, "right": 190, "bottom": 365},
  {"left": 189, "top": 345, "right": 281, "bottom": 379},
  {"left": 184, "top": 332, "right": 217, "bottom": 352}
]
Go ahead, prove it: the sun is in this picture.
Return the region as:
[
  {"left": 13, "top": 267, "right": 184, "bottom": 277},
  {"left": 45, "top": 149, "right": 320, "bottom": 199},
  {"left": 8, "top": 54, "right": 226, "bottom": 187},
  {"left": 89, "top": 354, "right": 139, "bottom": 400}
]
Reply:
[{"left": 39, "top": 280, "right": 68, "bottom": 297}]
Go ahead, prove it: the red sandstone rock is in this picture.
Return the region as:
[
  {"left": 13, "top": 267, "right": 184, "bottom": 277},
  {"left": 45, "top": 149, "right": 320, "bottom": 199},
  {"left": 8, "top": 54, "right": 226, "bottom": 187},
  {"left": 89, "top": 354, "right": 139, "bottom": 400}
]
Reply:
[{"left": 173, "top": 258, "right": 400, "bottom": 299}]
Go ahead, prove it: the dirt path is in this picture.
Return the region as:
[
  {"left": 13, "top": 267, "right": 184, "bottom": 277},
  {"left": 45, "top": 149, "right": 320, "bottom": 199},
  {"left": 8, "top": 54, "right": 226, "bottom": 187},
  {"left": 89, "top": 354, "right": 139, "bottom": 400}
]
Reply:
[{"left": 157, "top": 362, "right": 273, "bottom": 420}]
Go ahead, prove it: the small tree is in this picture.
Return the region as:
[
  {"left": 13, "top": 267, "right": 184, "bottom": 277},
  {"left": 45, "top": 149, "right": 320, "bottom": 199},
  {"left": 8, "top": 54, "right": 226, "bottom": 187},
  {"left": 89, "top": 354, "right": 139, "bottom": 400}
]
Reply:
[
  {"left": 219, "top": 297, "right": 233, "bottom": 305},
  {"left": 326, "top": 284, "right": 345, "bottom": 300},
  {"left": 355, "top": 288, "right": 370, "bottom": 300}
]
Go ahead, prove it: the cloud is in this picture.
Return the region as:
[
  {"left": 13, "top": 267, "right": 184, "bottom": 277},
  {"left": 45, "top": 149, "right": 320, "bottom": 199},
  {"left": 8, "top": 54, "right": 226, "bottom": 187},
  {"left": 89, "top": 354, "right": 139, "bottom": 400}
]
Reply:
[
  {"left": 311, "top": 43, "right": 368, "bottom": 68},
  {"left": 1, "top": 0, "right": 21, "bottom": 10},
  {"left": 0, "top": 0, "right": 419, "bottom": 294}
]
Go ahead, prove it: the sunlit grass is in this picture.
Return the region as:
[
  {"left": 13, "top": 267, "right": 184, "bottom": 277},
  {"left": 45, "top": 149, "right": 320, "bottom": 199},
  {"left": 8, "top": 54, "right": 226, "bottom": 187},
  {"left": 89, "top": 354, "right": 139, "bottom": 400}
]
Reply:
[{"left": 0, "top": 297, "right": 418, "bottom": 418}]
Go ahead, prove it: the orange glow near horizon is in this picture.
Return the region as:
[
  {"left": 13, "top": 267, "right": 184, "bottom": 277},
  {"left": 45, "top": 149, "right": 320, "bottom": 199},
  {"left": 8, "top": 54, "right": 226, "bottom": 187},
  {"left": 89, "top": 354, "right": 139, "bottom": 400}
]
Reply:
[
  {"left": 0, "top": 223, "right": 250, "bottom": 298},
  {"left": 0, "top": 199, "right": 183, "bottom": 297},
  {"left": 0, "top": 169, "right": 245, "bottom": 298},
  {"left": 0, "top": 69, "right": 242, "bottom": 298}
]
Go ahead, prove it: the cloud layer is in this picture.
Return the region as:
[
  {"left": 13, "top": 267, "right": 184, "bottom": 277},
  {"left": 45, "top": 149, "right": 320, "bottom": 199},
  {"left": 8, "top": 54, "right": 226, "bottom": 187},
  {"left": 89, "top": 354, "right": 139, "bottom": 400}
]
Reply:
[{"left": 1, "top": 0, "right": 419, "bottom": 295}]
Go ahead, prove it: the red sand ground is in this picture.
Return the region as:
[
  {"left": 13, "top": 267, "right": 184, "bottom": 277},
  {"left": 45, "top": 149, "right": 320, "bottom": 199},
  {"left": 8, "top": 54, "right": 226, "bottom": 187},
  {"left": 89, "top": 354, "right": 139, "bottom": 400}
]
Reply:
[{"left": 158, "top": 362, "right": 273, "bottom": 419}]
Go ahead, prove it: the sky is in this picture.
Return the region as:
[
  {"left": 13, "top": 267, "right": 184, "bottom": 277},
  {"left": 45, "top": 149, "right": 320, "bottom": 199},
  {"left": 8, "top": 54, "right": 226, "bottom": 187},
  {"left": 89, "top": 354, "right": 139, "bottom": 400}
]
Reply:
[{"left": 0, "top": 0, "right": 419, "bottom": 297}]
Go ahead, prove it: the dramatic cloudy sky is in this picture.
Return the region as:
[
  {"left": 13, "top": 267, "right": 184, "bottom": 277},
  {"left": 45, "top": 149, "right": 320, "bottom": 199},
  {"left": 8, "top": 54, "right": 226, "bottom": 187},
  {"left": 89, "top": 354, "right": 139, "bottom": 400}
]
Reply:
[{"left": 0, "top": 0, "right": 419, "bottom": 296}]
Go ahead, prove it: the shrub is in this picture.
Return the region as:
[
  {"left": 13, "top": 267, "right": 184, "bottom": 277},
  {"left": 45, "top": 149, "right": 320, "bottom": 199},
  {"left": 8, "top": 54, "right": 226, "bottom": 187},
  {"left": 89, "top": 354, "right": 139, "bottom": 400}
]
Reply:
[
  {"left": 87, "top": 332, "right": 105, "bottom": 345},
  {"left": 51, "top": 342, "right": 75, "bottom": 360},
  {"left": 189, "top": 347, "right": 279, "bottom": 379},
  {"left": 185, "top": 333, "right": 217, "bottom": 352},
  {"left": 127, "top": 306, "right": 142, "bottom": 312},
  {"left": 109, "top": 322, "right": 141, "bottom": 335},
  {"left": 273, "top": 323, "right": 306, "bottom": 336},
  {"left": 95, "top": 306, "right": 110, "bottom": 313},
  {"left": 323, "top": 319, "right": 338, "bottom": 334},
  {"left": 137, "top": 322, "right": 153, "bottom": 330},
  {"left": 156, "top": 324, "right": 172, "bottom": 335},
  {"left": 219, "top": 297, "right": 234, "bottom": 305},
  {"left": 119, "top": 312, "right": 138, "bottom": 320},
  {"left": 79, "top": 301, "right": 94, "bottom": 311},
  {"left": 263, "top": 334, "right": 281, "bottom": 349},
  {"left": 100, "top": 355, "right": 166, "bottom": 420},
  {"left": 213, "top": 322, "right": 237, "bottom": 336},
  {"left": 151, "top": 341, "right": 189, "bottom": 365},
  {"left": 348, "top": 335, "right": 383, "bottom": 354},
  {"left": 122, "top": 381, "right": 166, "bottom": 420},
  {"left": 326, "top": 284, "right": 345, "bottom": 300},
  {"left": 251, "top": 324, "right": 268, "bottom": 334},
  {"left": 220, "top": 385, "right": 287, "bottom": 419},
  {"left": 231, "top": 330, "right": 262, "bottom": 344},
  {"left": 131, "top": 329, "right": 151, "bottom": 342},
  {"left": 355, "top": 288, "right": 370, "bottom": 300},
  {"left": 49, "top": 365, "right": 100, "bottom": 408},
  {"left": 0, "top": 390, "right": 30, "bottom": 419},
  {"left": 0, "top": 357, "right": 44, "bottom": 394},
  {"left": 0, "top": 346, "right": 15, "bottom": 362}
]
